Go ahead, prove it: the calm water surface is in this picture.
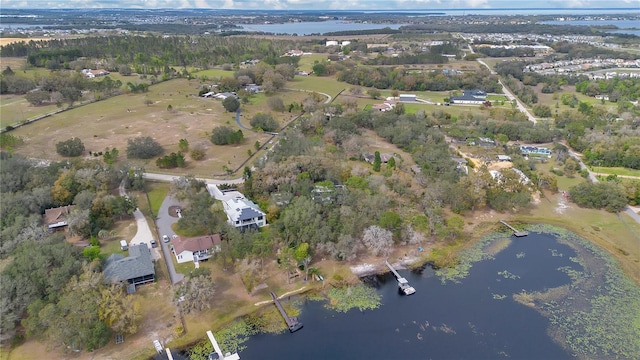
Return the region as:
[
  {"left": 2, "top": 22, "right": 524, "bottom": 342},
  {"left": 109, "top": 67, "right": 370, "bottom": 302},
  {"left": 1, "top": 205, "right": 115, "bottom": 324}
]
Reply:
[
  {"left": 240, "top": 232, "right": 579, "bottom": 359},
  {"left": 235, "top": 20, "right": 408, "bottom": 35}
]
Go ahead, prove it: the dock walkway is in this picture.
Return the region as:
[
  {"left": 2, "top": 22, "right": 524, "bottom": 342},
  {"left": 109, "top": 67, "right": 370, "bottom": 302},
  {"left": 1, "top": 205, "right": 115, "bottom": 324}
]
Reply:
[
  {"left": 270, "top": 292, "right": 303, "bottom": 332},
  {"left": 500, "top": 220, "right": 529, "bottom": 237},
  {"left": 385, "top": 261, "right": 416, "bottom": 295}
]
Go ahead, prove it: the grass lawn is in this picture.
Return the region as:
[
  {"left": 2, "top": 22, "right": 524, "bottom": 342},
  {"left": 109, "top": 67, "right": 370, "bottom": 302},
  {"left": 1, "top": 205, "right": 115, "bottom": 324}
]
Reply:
[
  {"left": 192, "top": 68, "right": 235, "bottom": 80},
  {"left": 487, "top": 94, "right": 508, "bottom": 101},
  {"left": 297, "top": 53, "right": 328, "bottom": 73},
  {"left": 0, "top": 94, "right": 61, "bottom": 128},
  {"left": 288, "top": 75, "right": 346, "bottom": 99},
  {"left": 146, "top": 181, "right": 171, "bottom": 217},
  {"left": 591, "top": 166, "right": 640, "bottom": 178}
]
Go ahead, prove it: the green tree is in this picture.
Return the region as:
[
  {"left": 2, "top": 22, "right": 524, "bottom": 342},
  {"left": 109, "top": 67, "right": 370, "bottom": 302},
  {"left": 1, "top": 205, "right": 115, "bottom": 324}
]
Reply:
[
  {"left": 211, "top": 126, "right": 244, "bottom": 145},
  {"left": 250, "top": 113, "right": 279, "bottom": 132},
  {"left": 387, "top": 157, "right": 396, "bottom": 169},
  {"left": 55, "top": 137, "right": 85, "bottom": 157},
  {"left": 102, "top": 147, "right": 119, "bottom": 165},
  {"left": 24, "top": 263, "right": 110, "bottom": 352},
  {"left": 126, "top": 136, "right": 164, "bottom": 159},
  {"left": 367, "top": 88, "right": 381, "bottom": 99},
  {"left": 98, "top": 284, "right": 142, "bottom": 335},
  {"left": 222, "top": 96, "right": 240, "bottom": 112},
  {"left": 25, "top": 90, "right": 50, "bottom": 106},
  {"left": 373, "top": 151, "right": 381, "bottom": 172}
]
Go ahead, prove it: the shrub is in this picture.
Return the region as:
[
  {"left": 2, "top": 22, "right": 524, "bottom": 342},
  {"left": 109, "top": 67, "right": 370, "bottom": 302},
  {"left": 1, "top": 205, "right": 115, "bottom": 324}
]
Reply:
[
  {"left": 126, "top": 136, "right": 164, "bottom": 159},
  {"left": 250, "top": 113, "right": 279, "bottom": 132},
  {"left": 190, "top": 144, "right": 206, "bottom": 160},
  {"left": 56, "top": 137, "right": 85, "bottom": 157},
  {"left": 156, "top": 152, "right": 186, "bottom": 168},
  {"left": 211, "top": 126, "right": 244, "bottom": 145}
]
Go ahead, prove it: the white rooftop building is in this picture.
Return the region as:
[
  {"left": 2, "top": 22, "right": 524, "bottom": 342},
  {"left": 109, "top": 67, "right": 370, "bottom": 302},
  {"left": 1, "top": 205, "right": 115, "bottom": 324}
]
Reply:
[{"left": 207, "top": 185, "right": 266, "bottom": 231}]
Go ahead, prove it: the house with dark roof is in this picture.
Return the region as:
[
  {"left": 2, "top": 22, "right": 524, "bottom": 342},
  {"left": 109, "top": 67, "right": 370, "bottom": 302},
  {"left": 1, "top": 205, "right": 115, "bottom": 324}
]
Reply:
[
  {"left": 103, "top": 244, "right": 155, "bottom": 288},
  {"left": 43, "top": 205, "right": 75, "bottom": 231},
  {"left": 450, "top": 90, "right": 487, "bottom": 105},
  {"left": 207, "top": 185, "right": 266, "bottom": 231},
  {"left": 172, "top": 234, "right": 221, "bottom": 264}
]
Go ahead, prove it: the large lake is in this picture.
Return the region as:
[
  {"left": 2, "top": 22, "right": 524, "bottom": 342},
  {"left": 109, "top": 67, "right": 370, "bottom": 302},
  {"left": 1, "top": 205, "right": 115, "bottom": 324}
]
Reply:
[
  {"left": 237, "top": 228, "right": 640, "bottom": 359},
  {"left": 234, "top": 20, "right": 408, "bottom": 35}
]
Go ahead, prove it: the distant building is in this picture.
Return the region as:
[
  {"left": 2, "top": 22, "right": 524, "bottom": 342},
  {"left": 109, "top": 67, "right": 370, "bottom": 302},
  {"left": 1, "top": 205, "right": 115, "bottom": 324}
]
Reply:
[
  {"left": 82, "top": 68, "right": 110, "bottom": 78},
  {"left": 450, "top": 90, "right": 487, "bottom": 105},
  {"left": 399, "top": 94, "right": 417, "bottom": 102},
  {"left": 372, "top": 102, "right": 394, "bottom": 112},
  {"left": 326, "top": 40, "right": 339, "bottom": 47},
  {"left": 497, "top": 155, "right": 512, "bottom": 161}
]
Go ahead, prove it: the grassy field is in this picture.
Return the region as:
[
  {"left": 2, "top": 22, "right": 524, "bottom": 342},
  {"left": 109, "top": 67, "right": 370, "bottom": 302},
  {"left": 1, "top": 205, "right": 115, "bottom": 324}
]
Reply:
[
  {"left": 591, "top": 166, "right": 640, "bottom": 178},
  {"left": 192, "top": 68, "right": 235, "bottom": 80},
  {"left": 6, "top": 78, "right": 288, "bottom": 176},
  {"left": 0, "top": 94, "right": 61, "bottom": 128},
  {"left": 288, "top": 75, "right": 346, "bottom": 99},
  {"left": 297, "top": 53, "right": 328, "bottom": 73}
]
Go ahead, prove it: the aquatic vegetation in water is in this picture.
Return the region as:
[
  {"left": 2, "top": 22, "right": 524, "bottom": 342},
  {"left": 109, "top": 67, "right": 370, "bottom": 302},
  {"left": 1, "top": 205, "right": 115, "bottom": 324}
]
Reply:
[
  {"left": 188, "top": 320, "right": 258, "bottom": 360},
  {"left": 436, "top": 223, "right": 640, "bottom": 358},
  {"left": 548, "top": 248, "right": 564, "bottom": 257},
  {"left": 520, "top": 224, "right": 640, "bottom": 359},
  {"left": 497, "top": 270, "right": 520, "bottom": 280},
  {"left": 492, "top": 293, "right": 507, "bottom": 300},
  {"left": 516, "top": 252, "right": 526, "bottom": 259},
  {"left": 326, "top": 284, "right": 381, "bottom": 313},
  {"left": 485, "top": 237, "right": 511, "bottom": 257}
]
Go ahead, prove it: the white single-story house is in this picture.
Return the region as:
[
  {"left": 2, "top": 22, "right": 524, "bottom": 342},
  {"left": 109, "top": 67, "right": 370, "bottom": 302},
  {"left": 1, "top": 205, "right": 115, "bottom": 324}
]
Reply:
[
  {"left": 497, "top": 155, "right": 512, "bottom": 161},
  {"left": 207, "top": 185, "right": 267, "bottom": 231},
  {"left": 214, "top": 92, "right": 237, "bottom": 100},
  {"left": 172, "top": 234, "right": 221, "bottom": 264},
  {"left": 399, "top": 94, "right": 417, "bottom": 102}
]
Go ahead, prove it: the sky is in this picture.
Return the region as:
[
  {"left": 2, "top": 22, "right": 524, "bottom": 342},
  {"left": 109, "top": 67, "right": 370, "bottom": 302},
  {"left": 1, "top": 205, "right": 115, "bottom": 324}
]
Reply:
[{"left": 0, "top": 0, "right": 638, "bottom": 10}]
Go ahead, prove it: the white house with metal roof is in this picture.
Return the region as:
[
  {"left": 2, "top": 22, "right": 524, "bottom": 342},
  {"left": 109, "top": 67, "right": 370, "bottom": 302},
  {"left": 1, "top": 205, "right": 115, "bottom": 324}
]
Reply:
[{"left": 207, "top": 185, "right": 266, "bottom": 231}]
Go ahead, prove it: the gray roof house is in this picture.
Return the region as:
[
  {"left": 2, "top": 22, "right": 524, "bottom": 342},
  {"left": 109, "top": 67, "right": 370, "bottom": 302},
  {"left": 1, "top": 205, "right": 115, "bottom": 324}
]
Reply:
[
  {"left": 104, "top": 244, "right": 155, "bottom": 288},
  {"left": 450, "top": 90, "right": 487, "bottom": 105}
]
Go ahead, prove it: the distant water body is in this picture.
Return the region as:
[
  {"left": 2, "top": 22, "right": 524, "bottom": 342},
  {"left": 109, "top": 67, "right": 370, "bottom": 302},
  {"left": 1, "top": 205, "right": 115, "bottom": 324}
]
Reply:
[
  {"left": 541, "top": 19, "right": 640, "bottom": 36},
  {"left": 236, "top": 20, "right": 408, "bottom": 35}
]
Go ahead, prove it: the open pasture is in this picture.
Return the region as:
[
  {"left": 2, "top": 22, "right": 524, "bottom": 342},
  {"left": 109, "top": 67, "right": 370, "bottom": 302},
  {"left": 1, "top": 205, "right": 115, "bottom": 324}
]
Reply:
[{"left": 8, "top": 78, "right": 312, "bottom": 176}]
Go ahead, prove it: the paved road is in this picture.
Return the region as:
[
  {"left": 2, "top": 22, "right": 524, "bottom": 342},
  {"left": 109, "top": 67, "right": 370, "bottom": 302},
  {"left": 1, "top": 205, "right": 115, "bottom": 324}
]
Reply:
[
  {"left": 156, "top": 195, "right": 185, "bottom": 285},
  {"left": 118, "top": 180, "right": 161, "bottom": 260},
  {"left": 143, "top": 172, "right": 244, "bottom": 184},
  {"left": 475, "top": 59, "right": 538, "bottom": 124},
  {"left": 564, "top": 148, "right": 640, "bottom": 226}
]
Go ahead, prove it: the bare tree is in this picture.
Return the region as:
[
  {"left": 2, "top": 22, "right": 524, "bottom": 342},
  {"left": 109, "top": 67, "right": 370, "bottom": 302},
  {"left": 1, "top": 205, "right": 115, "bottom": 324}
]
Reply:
[
  {"left": 362, "top": 225, "right": 393, "bottom": 257},
  {"left": 175, "top": 274, "right": 216, "bottom": 314}
]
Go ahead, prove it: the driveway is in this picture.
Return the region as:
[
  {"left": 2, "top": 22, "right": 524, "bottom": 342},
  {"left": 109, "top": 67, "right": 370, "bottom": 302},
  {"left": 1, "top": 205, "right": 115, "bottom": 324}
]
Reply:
[
  {"left": 156, "top": 194, "right": 185, "bottom": 285},
  {"left": 119, "top": 180, "right": 161, "bottom": 260},
  {"left": 143, "top": 172, "right": 244, "bottom": 185}
]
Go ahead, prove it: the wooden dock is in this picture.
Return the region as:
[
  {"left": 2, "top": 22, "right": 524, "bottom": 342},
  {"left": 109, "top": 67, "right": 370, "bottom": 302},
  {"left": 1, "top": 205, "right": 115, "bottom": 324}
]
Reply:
[
  {"left": 270, "top": 292, "right": 303, "bottom": 333},
  {"left": 500, "top": 220, "right": 529, "bottom": 237},
  {"left": 385, "top": 261, "right": 416, "bottom": 295}
]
